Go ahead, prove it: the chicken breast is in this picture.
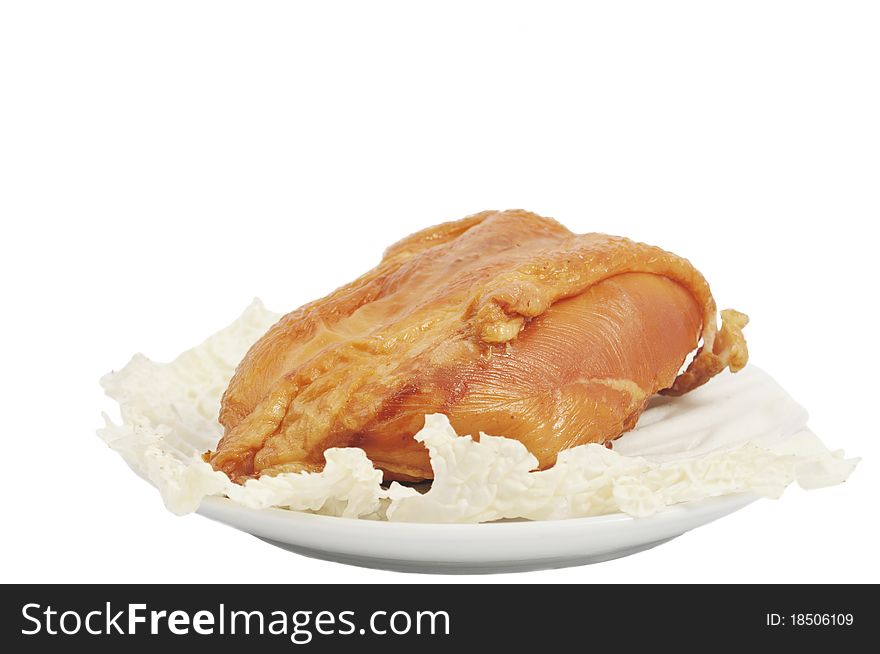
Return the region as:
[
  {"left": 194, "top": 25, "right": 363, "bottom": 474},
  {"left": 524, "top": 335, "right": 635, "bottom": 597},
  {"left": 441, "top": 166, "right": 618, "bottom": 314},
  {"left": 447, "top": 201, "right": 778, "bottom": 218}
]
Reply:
[{"left": 208, "top": 210, "right": 748, "bottom": 482}]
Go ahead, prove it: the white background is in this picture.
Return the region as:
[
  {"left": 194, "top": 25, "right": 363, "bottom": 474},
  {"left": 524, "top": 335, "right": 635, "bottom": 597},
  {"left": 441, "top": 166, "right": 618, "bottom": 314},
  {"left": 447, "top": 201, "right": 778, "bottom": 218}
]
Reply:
[{"left": 1, "top": 1, "right": 877, "bottom": 583}]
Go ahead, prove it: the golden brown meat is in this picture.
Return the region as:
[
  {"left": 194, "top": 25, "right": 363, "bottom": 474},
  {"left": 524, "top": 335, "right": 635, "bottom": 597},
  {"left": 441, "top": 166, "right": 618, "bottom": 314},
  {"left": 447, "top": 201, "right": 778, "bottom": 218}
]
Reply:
[{"left": 207, "top": 210, "right": 748, "bottom": 483}]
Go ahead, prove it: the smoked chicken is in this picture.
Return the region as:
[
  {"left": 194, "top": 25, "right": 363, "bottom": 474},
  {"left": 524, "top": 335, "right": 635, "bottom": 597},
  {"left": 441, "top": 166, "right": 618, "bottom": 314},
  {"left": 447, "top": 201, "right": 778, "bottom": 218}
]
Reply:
[{"left": 207, "top": 210, "right": 748, "bottom": 483}]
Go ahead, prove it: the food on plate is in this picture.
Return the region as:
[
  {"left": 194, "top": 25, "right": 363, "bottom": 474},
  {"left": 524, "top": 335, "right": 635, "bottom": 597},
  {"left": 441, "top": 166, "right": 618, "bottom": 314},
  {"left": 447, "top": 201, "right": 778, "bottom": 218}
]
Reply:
[{"left": 206, "top": 210, "right": 748, "bottom": 483}]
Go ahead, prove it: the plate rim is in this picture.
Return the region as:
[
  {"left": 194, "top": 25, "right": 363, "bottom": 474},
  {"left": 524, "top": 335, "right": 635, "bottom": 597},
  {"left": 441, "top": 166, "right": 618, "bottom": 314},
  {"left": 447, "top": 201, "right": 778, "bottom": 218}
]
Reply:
[{"left": 197, "top": 491, "right": 759, "bottom": 531}]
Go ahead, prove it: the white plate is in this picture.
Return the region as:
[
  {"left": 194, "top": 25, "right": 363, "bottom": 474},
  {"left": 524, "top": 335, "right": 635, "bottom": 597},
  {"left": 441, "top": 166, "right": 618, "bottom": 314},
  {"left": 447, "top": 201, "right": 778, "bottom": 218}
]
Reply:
[
  {"left": 100, "top": 305, "right": 856, "bottom": 574},
  {"left": 197, "top": 492, "right": 758, "bottom": 574}
]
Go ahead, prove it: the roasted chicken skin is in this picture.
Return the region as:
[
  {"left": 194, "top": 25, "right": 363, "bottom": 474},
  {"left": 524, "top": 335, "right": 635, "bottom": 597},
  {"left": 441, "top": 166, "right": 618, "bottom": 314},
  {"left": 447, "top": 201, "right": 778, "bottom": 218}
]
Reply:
[{"left": 208, "top": 210, "right": 748, "bottom": 483}]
